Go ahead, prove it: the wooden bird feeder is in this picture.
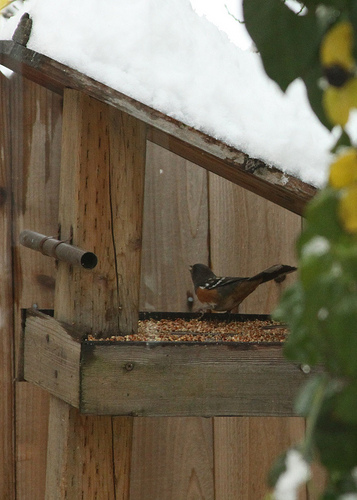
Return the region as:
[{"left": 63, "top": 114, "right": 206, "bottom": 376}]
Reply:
[
  {"left": 0, "top": 38, "right": 316, "bottom": 419},
  {"left": 22, "top": 308, "right": 313, "bottom": 417}
]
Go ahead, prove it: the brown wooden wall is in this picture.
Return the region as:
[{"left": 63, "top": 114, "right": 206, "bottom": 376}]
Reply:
[{"left": 0, "top": 74, "right": 313, "bottom": 499}]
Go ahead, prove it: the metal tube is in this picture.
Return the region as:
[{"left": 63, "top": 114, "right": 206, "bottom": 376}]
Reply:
[{"left": 19, "top": 230, "right": 98, "bottom": 270}]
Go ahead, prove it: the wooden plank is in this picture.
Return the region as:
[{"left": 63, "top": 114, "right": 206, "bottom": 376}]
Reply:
[
  {"left": 140, "top": 142, "right": 209, "bottom": 311},
  {"left": 9, "top": 75, "right": 62, "bottom": 500},
  {"left": 209, "top": 173, "right": 306, "bottom": 499},
  {"left": 112, "top": 416, "right": 134, "bottom": 500},
  {"left": 213, "top": 417, "right": 306, "bottom": 499},
  {"left": 10, "top": 74, "right": 62, "bottom": 360},
  {"left": 46, "top": 397, "right": 116, "bottom": 500},
  {"left": 80, "top": 341, "right": 310, "bottom": 416},
  {"left": 24, "top": 310, "right": 81, "bottom": 407},
  {"left": 0, "top": 41, "right": 316, "bottom": 215},
  {"left": 209, "top": 174, "right": 301, "bottom": 313},
  {"left": 132, "top": 150, "right": 212, "bottom": 498},
  {"left": 129, "top": 417, "right": 214, "bottom": 500},
  {"left": 0, "top": 72, "right": 16, "bottom": 500},
  {"left": 147, "top": 130, "right": 316, "bottom": 216},
  {"left": 54, "top": 90, "right": 146, "bottom": 334},
  {"left": 46, "top": 89, "right": 147, "bottom": 500}
]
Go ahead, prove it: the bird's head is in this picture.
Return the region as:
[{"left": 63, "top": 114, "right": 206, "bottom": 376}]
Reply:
[{"left": 189, "top": 263, "right": 216, "bottom": 287}]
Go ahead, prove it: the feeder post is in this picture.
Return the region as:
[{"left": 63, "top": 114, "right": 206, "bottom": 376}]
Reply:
[{"left": 45, "top": 89, "right": 146, "bottom": 499}]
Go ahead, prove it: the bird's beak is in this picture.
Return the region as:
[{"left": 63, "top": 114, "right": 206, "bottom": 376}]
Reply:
[{"left": 189, "top": 265, "right": 193, "bottom": 273}]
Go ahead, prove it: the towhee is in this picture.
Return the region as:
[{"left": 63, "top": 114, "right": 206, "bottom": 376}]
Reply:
[{"left": 190, "top": 263, "right": 297, "bottom": 312}]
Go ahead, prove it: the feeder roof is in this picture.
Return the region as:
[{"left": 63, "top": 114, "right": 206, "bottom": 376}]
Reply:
[{"left": 1, "top": 0, "right": 335, "bottom": 215}]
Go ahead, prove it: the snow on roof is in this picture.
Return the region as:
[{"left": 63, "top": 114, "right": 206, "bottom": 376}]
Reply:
[{"left": 1, "top": 0, "right": 336, "bottom": 187}]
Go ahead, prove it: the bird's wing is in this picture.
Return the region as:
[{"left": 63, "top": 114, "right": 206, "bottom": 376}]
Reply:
[{"left": 202, "top": 276, "right": 247, "bottom": 290}]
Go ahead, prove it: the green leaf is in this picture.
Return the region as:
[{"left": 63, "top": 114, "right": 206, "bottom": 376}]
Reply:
[
  {"left": 302, "top": 60, "right": 333, "bottom": 130},
  {"left": 348, "top": 1, "right": 357, "bottom": 61},
  {"left": 299, "top": 188, "right": 344, "bottom": 247},
  {"left": 336, "top": 240, "right": 357, "bottom": 280},
  {"left": 315, "top": 397, "right": 357, "bottom": 472},
  {"left": 274, "top": 283, "right": 322, "bottom": 365},
  {"left": 298, "top": 241, "right": 333, "bottom": 289},
  {"left": 324, "top": 295, "right": 357, "bottom": 377},
  {"left": 334, "top": 383, "right": 357, "bottom": 424},
  {"left": 294, "top": 374, "right": 328, "bottom": 417},
  {"left": 243, "top": 0, "right": 321, "bottom": 91},
  {"left": 267, "top": 450, "right": 288, "bottom": 487},
  {"left": 303, "top": 0, "right": 348, "bottom": 7}
]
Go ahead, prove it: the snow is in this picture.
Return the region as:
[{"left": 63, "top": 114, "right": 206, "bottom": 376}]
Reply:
[
  {"left": 301, "top": 236, "right": 331, "bottom": 257},
  {"left": 190, "top": 0, "right": 253, "bottom": 50},
  {"left": 0, "top": 0, "right": 337, "bottom": 187},
  {"left": 274, "top": 449, "right": 311, "bottom": 500}
]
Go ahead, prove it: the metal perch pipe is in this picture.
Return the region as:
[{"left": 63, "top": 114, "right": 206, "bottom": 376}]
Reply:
[{"left": 19, "top": 230, "right": 98, "bottom": 270}]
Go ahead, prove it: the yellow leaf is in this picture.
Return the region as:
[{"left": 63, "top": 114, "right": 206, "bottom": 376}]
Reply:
[
  {"left": 329, "top": 149, "right": 357, "bottom": 189},
  {"left": 320, "top": 21, "right": 354, "bottom": 71},
  {"left": 323, "top": 78, "right": 357, "bottom": 126},
  {"left": 0, "top": 0, "right": 14, "bottom": 11}
]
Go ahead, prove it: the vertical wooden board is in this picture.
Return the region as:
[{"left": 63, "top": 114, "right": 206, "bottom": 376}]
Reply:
[
  {"left": 209, "top": 173, "right": 305, "bottom": 499},
  {"left": 46, "top": 398, "right": 116, "bottom": 499},
  {"left": 247, "top": 418, "right": 306, "bottom": 500},
  {"left": 209, "top": 173, "right": 301, "bottom": 313},
  {"left": 0, "top": 72, "right": 15, "bottom": 500},
  {"left": 47, "top": 90, "right": 147, "bottom": 500},
  {"left": 15, "top": 385, "right": 50, "bottom": 499},
  {"left": 140, "top": 142, "right": 209, "bottom": 311},
  {"left": 213, "top": 417, "right": 250, "bottom": 498},
  {"left": 112, "top": 417, "right": 134, "bottom": 500},
  {"left": 129, "top": 145, "right": 213, "bottom": 499},
  {"left": 9, "top": 75, "right": 62, "bottom": 500},
  {"left": 130, "top": 418, "right": 214, "bottom": 500},
  {"left": 214, "top": 417, "right": 306, "bottom": 499},
  {"left": 10, "top": 76, "right": 62, "bottom": 322},
  {"left": 55, "top": 90, "right": 146, "bottom": 334}
]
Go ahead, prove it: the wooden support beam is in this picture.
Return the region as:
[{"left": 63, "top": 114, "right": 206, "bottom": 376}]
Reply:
[
  {"left": 54, "top": 89, "right": 146, "bottom": 334},
  {"left": 147, "top": 129, "right": 316, "bottom": 216},
  {"left": 10, "top": 75, "right": 62, "bottom": 500},
  {"left": 0, "top": 41, "right": 316, "bottom": 215},
  {"left": 45, "top": 89, "right": 146, "bottom": 499}
]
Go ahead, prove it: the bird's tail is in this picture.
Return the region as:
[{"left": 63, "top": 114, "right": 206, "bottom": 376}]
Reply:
[{"left": 250, "top": 264, "right": 297, "bottom": 284}]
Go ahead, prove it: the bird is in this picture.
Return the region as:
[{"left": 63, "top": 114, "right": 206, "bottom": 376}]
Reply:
[{"left": 190, "top": 263, "right": 297, "bottom": 312}]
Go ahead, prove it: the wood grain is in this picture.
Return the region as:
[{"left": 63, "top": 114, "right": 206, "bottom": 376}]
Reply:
[
  {"left": 9, "top": 75, "right": 62, "bottom": 500},
  {"left": 80, "top": 341, "right": 310, "bottom": 416},
  {"left": 112, "top": 416, "right": 134, "bottom": 500},
  {"left": 213, "top": 417, "right": 306, "bottom": 499},
  {"left": 46, "top": 89, "right": 146, "bottom": 499},
  {"left": 46, "top": 397, "right": 116, "bottom": 500},
  {"left": 209, "top": 174, "right": 301, "bottom": 313},
  {"left": 24, "top": 310, "right": 81, "bottom": 407},
  {"left": 148, "top": 130, "right": 316, "bottom": 215},
  {"left": 132, "top": 149, "right": 213, "bottom": 498},
  {"left": 54, "top": 90, "right": 146, "bottom": 334},
  {"left": 23, "top": 309, "right": 315, "bottom": 417},
  {"left": 140, "top": 142, "right": 209, "bottom": 311},
  {"left": 130, "top": 417, "right": 214, "bottom": 500},
  {"left": 0, "top": 41, "right": 316, "bottom": 215},
  {"left": 209, "top": 173, "right": 306, "bottom": 499},
  {"left": 0, "top": 72, "right": 15, "bottom": 500}
]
